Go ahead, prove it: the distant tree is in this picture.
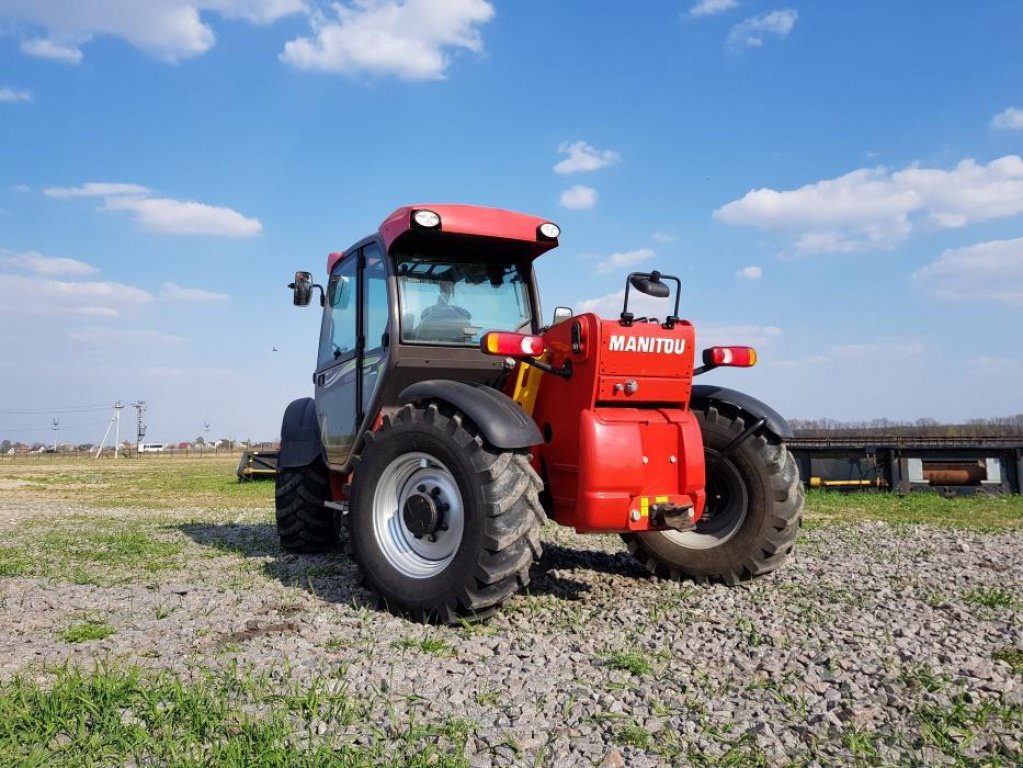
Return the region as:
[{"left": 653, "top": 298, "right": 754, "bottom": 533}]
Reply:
[
  {"left": 195, "top": 436, "right": 205, "bottom": 446},
  {"left": 1, "top": 439, "right": 10, "bottom": 454}
]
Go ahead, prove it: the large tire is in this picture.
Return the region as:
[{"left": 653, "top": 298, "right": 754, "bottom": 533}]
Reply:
[
  {"left": 348, "top": 402, "right": 545, "bottom": 623},
  {"left": 275, "top": 460, "right": 339, "bottom": 553},
  {"left": 622, "top": 404, "right": 803, "bottom": 584}
]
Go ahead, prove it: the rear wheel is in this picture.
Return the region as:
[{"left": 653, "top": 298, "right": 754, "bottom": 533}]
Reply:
[
  {"left": 275, "top": 460, "right": 339, "bottom": 553},
  {"left": 622, "top": 405, "right": 803, "bottom": 584},
  {"left": 348, "top": 403, "right": 544, "bottom": 623}
]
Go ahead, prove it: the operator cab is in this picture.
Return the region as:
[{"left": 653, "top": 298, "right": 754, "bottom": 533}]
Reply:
[{"left": 290, "top": 205, "right": 557, "bottom": 470}]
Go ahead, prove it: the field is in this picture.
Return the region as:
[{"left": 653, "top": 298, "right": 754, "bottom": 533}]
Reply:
[{"left": 1, "top": 454, "right": 1021, "bottom": 767}]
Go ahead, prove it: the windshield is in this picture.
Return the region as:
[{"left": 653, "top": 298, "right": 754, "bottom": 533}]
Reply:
[{"left": 396, "top": 257, "right": 531, "bottom": 345}]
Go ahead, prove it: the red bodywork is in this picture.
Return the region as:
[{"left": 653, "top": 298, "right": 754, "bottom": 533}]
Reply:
[
  {"left": 529, "top": 314, "right": 706, "bottom": 533},
  {"left": 328, "top": 204, "right": 559, "bottom": 273}
]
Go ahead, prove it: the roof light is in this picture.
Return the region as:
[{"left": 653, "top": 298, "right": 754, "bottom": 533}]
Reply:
[
  {"left": 538, "top": 222, "right": 560, "bottom": 240},
  {"left": 412, "top": 209, "right": 441, "bottom": 229},
  {"left": 703, "top": 346, "right": 757, "bottom": 368},
  {"left": 480, "top": 331, "right": 546, "bottom": 358}
]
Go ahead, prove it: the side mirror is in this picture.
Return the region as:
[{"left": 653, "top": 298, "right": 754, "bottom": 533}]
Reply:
[
  {"left": 552, "top": 306, "right": 573, "bottom": 325},
  {"left": 290, "top": 271, "right": 313, "bottom": 307},
  {"left": 629, "top": 272, "right": 670, "bottom": 298}
]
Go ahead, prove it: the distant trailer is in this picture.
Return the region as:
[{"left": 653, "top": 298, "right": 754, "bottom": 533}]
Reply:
[
  {"left": 236, "top": 450, "right": 279, "bottom": 481},
  {"left": 786, "top": 436, "right": 1023, "bottom": 496}
]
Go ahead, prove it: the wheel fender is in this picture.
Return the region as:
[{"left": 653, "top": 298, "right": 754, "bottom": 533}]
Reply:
[
  {"left": 690, "top": 384, "right": 793, "bottom": 440},
  {"left": 398, "top": 380, "right": 542, "bottom": 449},
  {"left": 278, "top": 397, "right": 324, "bottom": 469}
]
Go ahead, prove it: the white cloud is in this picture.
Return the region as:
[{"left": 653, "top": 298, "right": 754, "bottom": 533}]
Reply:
[
  {"left": 0, "top": 250, "right": 98, "bottom": 277},
  {"left": 280, "top": 0, "right": 494, "bottom": 80},
  {"left": 969, "top": 356, "right": 1023, "bottom": 374},
  {"left": 560, "top": 185, "right": 598, "bottom": 210},
  {"left": 991, "top": 107, "right": 1023, "bottom": 130},
  {"left": 595, "top": 248, "right": 654, "bottom": 275},
  {"left": 161, "top": 282, "right": 230, "bottom": 301},
  {"left": 102, "top": 196, "right": 262, "bottom": 237},
  {"left": 831, "top": 340, "right": 925, "bottom": 359},
  {"left": 736, "top": 265, "right": 762, "bottom": 280},
  {"left": 727, "top": 9, "right": 797, "bottom": 50},
  {"left": 715, "top": 155, "right": 1023, "bottom": 254},
  {"left": 0, "top": 87, "right": 32, "bottom": 103},
  {"left": 0, "top": 1, "right": 305, "bottom": 63},
  {"left": 652, "top": 231, "right": 678, "bottom": 243},
  {"left": 69, "top": 327, "right": 185, "bottom": 346},
  {"left": 700, "top": 324, "right": 782, "bottom": 348},
  {"left": 913, "top": 237, "right": 1023, "bottom": 306},
  {"left": 20, "top": 38, "right": 83, "bottom": 64},
  {"left": 553, "top": 141, "right": 621, "bottom": 175},
  {"left": 690, "top": 0, "right": 738, "bottom": 17},
  {"left": 44, "top": 182, "right": 151, "bottom": 198},
  {"left": 0, "top": 274, "right": 153, "bottom": 317}
]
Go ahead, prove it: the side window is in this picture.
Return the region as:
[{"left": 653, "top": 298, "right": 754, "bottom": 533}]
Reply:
[
  {"left": 363, "top": 243, "right": 389, "bottom": 352},
  {"left": 318, "top": 254, "right": 358, "bottom": 367}
]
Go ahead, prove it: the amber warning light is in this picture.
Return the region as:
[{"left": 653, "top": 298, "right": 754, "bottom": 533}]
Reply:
[
  {"left": 481, "top": 332, "right": 546, "bottom": 358},
  {"left": 704, "top": 346, "right": 757, "bottom": 368}
]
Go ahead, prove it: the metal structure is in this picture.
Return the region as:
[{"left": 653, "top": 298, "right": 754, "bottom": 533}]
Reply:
[
  {"left": 236, "top": 449, "right": 279, "bottom": 481},
  {"left": 786, "top": 435, "right": 1023, "bottom": 495}
]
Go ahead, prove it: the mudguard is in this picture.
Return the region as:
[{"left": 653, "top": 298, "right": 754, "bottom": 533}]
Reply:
[
  {"left": 399, "top": 380, "right": 543, "bottom": 449},
  {"left": 278, "top": 397, "right": 324, "bottom": 469},
  {"left": 691, "top": 384, "right": 793, "bottom": 440}
]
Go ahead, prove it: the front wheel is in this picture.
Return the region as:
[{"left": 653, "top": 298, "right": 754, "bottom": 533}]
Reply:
[
  {"left": 622, "top": 404, "right": 803, "bottom": 584},
  {"left": 348, "top": 403, "right": 545, "bottom": 623}
]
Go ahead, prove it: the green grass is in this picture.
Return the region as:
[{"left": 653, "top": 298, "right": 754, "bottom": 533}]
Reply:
[
  {"left": 916, "top": 692, "right": 1023, "bottom": 763},
  {"left": 606, "top": 650, "right": 652, "bottom": 676},
  {"left": 963, "top": 586, "right": 1020, "bottom": 610},
  {"left": 803, "top": 489, "right": 1023, "bottom": 530},
  {"left": 0, "top": 454, "right": 271, "bottom": 510},
  {"left": 993, "top": 646, "right": 1023, "bottom": 675},
  {"left": 0, "top": 663, "right": 472, "bottom": 767},
  {"left": 60, "top": 619, "right": 116, "bottom": 643},
  {"left": 0, "top": 546, "right": 31, "bottom": 577}
]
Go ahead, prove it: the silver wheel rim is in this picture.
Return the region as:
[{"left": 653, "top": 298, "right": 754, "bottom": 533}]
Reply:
[
  {"left": 371, "top": 452, "right": 465, "bottom": 579},
  {"left": 662, "top": 450, "right": 748, "bottom": 550}
]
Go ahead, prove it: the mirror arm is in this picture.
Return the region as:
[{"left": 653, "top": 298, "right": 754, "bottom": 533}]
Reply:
[{"left": 287, "top": 281, "right": 326, "bottom": 306}]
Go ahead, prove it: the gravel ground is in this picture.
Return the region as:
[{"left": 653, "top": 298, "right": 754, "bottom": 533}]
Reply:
[{"left": 1, "top": 500, "right": 1021, "bottom": 766}]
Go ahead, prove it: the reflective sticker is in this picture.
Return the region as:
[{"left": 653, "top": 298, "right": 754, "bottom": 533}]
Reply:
[
  {"left": 640, "top": 497, "right": 649, "bottom": 517},
  {"left": 655, "top": 495, "right": 669, "bottom": 503}
]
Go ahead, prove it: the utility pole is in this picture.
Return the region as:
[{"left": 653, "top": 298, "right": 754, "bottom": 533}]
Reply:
[
  {"left": 51, "top": 417, "right": 60, "bottom": 452},
  {"left": 95, "top": 401, "right": 124, "bottom": 458},
  {"left": 132, "top": 401, "right": 147, "bottom": 457},
  {"left": 204, "top": 421, "right": 210, "bottom": 452}
]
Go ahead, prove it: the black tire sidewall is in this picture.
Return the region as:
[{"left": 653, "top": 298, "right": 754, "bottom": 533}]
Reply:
[
  {"left": 639, "top": 408, "right": 775, "bottom": 576},
  {"left": 349, "top": 419, "right": 489, "bottom": 611}
]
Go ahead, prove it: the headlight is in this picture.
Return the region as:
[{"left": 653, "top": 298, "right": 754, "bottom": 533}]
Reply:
[
  {"left": 412, "top": 209, "right": 441, "bottom": 229},
  {"left": 538, "top": 222, "right": 560, "bottom": 239}
]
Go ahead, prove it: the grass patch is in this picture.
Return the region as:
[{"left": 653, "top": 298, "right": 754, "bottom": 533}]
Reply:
[
  {"left": 993, "top": 646, "right": 1023, "bottom": 675},
  {"left": 60, "top": 619, "right": 115, "bottom": 643},
  {"left": 916, "top": 691, "right": 1023, "bottom": 762},
  {"left": 617, "top": 721, "right": 653, "bottom": 750},
  {"left": 607, "top": 650, "right": 652, "bottom": 676},
  {"left": 963, "top": 586, "right": 1020, "bottom": 610},
  {"left": 0, "top": 546, "right": 31, "bottom": 577},
  {"left": 803, "top": 489, "right": 1023, "bottom": 530},
  {"left": 0, "top": 662, "right": 471, "bottom": 767},
  {"left": 0, "top": 454, "right": 271, "bottom": 510}
]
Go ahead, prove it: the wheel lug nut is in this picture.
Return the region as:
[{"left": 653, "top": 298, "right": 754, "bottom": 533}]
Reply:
[
  {"left": 430, "top": 487, "right": 441, "bottom": 497},
  {"left": 417, "top": 484, "right": 427, "bottom": 493},
  {"left": 428, "top": 534, "right": 437, "bottom": 542},
  {"left": 439, "top": 502, "right": 450, "bottom": 512}
]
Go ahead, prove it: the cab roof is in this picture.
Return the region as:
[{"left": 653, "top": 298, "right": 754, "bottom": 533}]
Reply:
[{"left": 327, "top": 204, "right": 559, "bottom": 274}]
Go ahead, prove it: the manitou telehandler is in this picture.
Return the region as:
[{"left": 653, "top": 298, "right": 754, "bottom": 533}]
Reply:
[{"left": 279, "top": 205, "right": 802, "bottom": 622}]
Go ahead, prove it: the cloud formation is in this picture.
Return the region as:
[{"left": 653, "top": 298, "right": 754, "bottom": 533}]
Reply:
[
  {"left": 727, "top": 9, "right": 797, "bottom": 50},
  {"left": 0, "top": 87, "right": 32, "bottom": 103},
  {"left": 68, "top": 327, "right": 186, "bottom": 346},
  {"left": 554, "top": 141, "right": 622, "bottom": 175},
  {"left": 280, "top": 0, "right": 494, "bottom": 80},
  {"left": 992, "top": 107, "right": 1023, "bottom": 130},
  {"left": 0, "top": 250, "right": 99, "bottom": 277},
  {"left": 160, "top": 282, "right": 230, "bottom": 301},
  {"left": 736, "top": 265, "right": 762, "bottom": 280},
  {"left": 595, "top": 248, "right": 654, "bottom": 275},
  {"left": 46, "top": 181, "right": 262, "bottom": 237},
  {"left": 0, "top": 273, "right": 153, "bottom": 317},
  {"left": 559, "top": 185, "right": 598, "bottom": 210},
  {"left": 0, "top": 0, "right": 305, "bottom": 62},
  {"left": 689, "top": 0, "right": 738, "bottom": 17},
  {"left": 913, "top": 237, "right": 1023, "bottom": 306},
  {"left": 715, "top": 155, "right": 1023, "bottom": 254},
  {"left": 20, "top": 38, "right": 83, "bottom": 63}
]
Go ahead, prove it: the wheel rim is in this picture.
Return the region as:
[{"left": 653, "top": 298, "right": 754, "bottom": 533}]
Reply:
[
  {"left": 664, "top": 448, "right": 748, "bottom": 550},
  {"left": 371, "top": 452, "right": 465, "bottom": 579}
]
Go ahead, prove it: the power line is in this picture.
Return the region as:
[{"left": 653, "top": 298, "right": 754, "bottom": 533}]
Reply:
[
  {"left": 0, "top": 421, "right": 112, "bottom": 433},
  {"left": 0, "top": 403, "right": 112, "bottom": 414}
]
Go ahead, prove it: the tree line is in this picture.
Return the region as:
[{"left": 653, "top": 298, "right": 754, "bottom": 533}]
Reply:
[{"left": 789, "top": 415, "right": 1023, "bottom": 439}]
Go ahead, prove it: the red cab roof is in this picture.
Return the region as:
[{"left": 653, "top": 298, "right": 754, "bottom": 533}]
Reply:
[{"left": 328, "top": 204, "right": 558, "bottom": 273}]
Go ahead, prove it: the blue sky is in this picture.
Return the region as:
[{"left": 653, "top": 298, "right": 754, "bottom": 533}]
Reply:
[{"left": 1, "top": 0, "right": 1022, "bottom": 445}]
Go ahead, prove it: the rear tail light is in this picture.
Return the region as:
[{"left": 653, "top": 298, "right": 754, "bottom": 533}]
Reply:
[
  {"left": 703, "top": 346, "right": 757, "bottom": 367},
  {"left": 481, "top": 332, "right": 546, "bottom": 357}
]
